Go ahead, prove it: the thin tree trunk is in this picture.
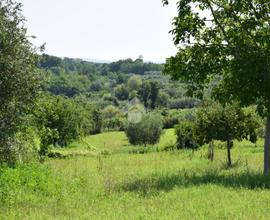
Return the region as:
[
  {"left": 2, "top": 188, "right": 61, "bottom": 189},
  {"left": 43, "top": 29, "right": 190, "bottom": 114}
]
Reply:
[
  {"left": 264, "top": 116, "right": 270, "bottom": 175},
  {"left": 208, "top": 141, "right": 214, "bottom": 162},
  {"left": 227, "top": 140, "right": 232, "bottom": 167}
]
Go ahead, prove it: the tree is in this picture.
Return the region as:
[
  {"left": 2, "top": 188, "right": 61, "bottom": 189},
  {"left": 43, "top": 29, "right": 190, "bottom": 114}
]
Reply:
[
  {"left": 102, "top": 105, "right": 122, "bottom": 120},
  {"left": 157, "top": 91, "right": 170, "bottom": 108},
  {"left": 196, "top": 102, "right": 223, "bottom": 161},
  {"left": 91, "top": 108, "right": 102, "bottom": 134},
  {"left": 127, "top": 75, "right": 142, "bottom": 91},
  {"left": 138, "top": 81, "right": 160, "bottom": 109},
  {"left": 163, "top": 1, "right": 270, "bottom": 174},
  {"left": 0, "top": 0, "right": 40, "bottom": 166},
  {"left": 34, "top": 95, "right": 92, "bottom": 155},
  {"left": 175, "top": 120, "right": 201, "bottom": 150},
  {"left": 125, "top": 114, "right": 163, "bottom": 146},
  {"left": 197, "top": 102, "right": 247, "bottom": 166},
  {"left": 114, "top": 84, "right": 129, "bottom": 100}
]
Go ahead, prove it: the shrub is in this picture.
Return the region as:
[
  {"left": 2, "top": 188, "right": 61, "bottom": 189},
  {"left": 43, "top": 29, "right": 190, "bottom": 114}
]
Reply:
[
  {"left": 160, "top": 109, "right": 197, "bottom": 129},
  {"left": 114, "top": 84, "right": 129, "bottom": 100},
  {"left": 90, "top": 108, "right": 102, "bottom": 134},
  {"left": 175, "top": 120, "right": 201, "bottom": 150},
  {"left": 169, "top": 98, "right": 200, "bottom": 109},
  {"left": 125, "top": 114, "right": 163, "bottom": 146},
  {"left": 102, "top": 105, "right": 122, "bottom": 119},
  {"left": 103, "top": 117, "right": 127, "bottom": 131}
]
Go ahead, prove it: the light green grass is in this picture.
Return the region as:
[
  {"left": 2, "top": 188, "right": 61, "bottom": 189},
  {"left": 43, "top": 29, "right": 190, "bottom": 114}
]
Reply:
[
  {"left": 1, "top": 129, "right": 270, "bottom": 220},
  {"left": 53, "top": 128, "right": 176, "bottom": 156}
]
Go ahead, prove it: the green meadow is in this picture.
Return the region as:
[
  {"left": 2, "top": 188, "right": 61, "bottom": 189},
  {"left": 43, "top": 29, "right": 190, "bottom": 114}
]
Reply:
[{"left": 1, "top": 129, "right": 270, "bottom": 220}]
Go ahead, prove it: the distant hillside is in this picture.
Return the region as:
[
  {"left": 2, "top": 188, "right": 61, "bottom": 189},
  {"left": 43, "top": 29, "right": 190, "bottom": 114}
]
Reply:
[
  {"left": 38, "top": 53, "right": 199, "bottom": 110},
  {"left": 40, "top": 54, "right": 163, "bottom": 76}
]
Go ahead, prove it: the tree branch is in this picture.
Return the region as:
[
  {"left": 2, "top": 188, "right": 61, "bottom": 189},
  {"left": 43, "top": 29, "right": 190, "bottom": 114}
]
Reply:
[{"left": 205, "top": 0, "right": 231, "bottom": 45}]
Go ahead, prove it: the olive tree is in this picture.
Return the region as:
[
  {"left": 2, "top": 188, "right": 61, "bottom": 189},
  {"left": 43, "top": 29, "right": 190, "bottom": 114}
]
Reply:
[
  {"left": 125, "top": 114, "right": 163, "bottom": 146},
  {"left": 163, "top": 0, "right": 270, "bottom": 174},
  {"left": 0, "top": 0, "right": 40, "bottom": 166}
]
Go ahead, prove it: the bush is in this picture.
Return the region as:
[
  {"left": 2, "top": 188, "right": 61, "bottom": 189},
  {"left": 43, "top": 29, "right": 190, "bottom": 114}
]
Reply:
[
  {"left": 169, "top": 98, "right": 200, "bottom": 109},
  {"left": 90, "top": 108, "right": 102, "bottom": 134},
  {"left": 102, "top": 105, "right": 122, "bottom": 119},
  {"left": 125, "top": 114, "right": 163, "bottom": 146},
  {"left": 114, "top": 84, "right": 129, "bottom": 100},
  {"left": 103, "top": 117, "right": 127, "bottom": 131},
  {"left": 175, "top": 120, "right": 201, "bottom": 150},
  {"left": 160, "top": 109, "right": 197, "bottom": 129}
]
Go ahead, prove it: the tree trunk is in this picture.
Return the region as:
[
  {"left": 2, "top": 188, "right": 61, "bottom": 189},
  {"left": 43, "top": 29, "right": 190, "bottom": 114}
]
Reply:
[
  {"left": 227, "top": 140, "right": 232, "bottom": 167},
  {"left": 208, "top": 141, "right": 214, "bottom": 162},
  {"left": 264, "top": 116, "right": 270, "bottom": 175}
]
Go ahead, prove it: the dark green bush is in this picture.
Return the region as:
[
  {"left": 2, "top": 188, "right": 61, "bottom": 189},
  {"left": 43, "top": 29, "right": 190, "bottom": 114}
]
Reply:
[
  {"left": 169, "top": 98, "right": 200, "bottom": 109},
  {"left": 159, "top": 109, "right": 197, "bottom": 129},
  {"left": 175, "top": 120, "right": 201, "bottom": 150},
  {"left": 125, "top": 114, "right": 163, "bottom": 146}
]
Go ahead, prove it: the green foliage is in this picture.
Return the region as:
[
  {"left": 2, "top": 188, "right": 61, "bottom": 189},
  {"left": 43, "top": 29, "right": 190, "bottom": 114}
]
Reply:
[
  {"left": 157, "top": 91, "right": 170, "bottom": 108},
  {"left": 108, "top": 58, "right": 162, "bottom": 75},
  {"left": 114, "top": 84, "right": 129, "bottom": 100},
  {"left": 138, "top": 81, "right": 160, "bottom": 109},
  {"left": 163, "top": 1, "right": 270, "bottom": 110},
  {"left": 40, "top": 54, "right": 163, "bottom": 76},
  {"left": 196, "top": 102, "right": 262, "bottom": 165},
  {"left": 125, "top": 114, "right": 163, "bottom": 146},
  {"left": 168, "top": 97, "right": 199, "bottom": 109},
  {"left": 91, "top": 108, "right": 102, "bottom": 134},
  {"left": 0, "top": 0, "right": 40, "bottom": 166},
  {"left": 14, "top": 126, "right": 40, "bottom": 164},
  {"left": 242, "top": 106, "right": 264, "bottom": 144},
  {"left": 43, "top": 71, "right": 91, "bottom": 97},
  {"left": 90, "top": 80, "right": 104, "bottom": 92},
  {"left": 34, "top": 95, "right": 92, "bottom": 155},
  {"left": 160, "top": 108, "right": 197, "bottom": 129},
  {"left": 0, "top": 164, "right": 57, "bottom": 206},
  {"left": 197, "top": 102, "right": 253, "bottom": 144},
  {"left": 127, "top": 75, "right": 142, "bottom": 91},
  {"left": 175, "top": 120, "right": 201, "bottom": 150},
  {"left": 103, "top": 117, "right": 127, "bottom": 132},
  {"left": 102, "top": 105, "right": 122, "bottom": 119}
]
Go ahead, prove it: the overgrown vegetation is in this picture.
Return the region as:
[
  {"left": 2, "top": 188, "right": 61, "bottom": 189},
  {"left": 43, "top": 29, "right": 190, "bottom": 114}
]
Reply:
[{"left": 1, "top": 0, "right": 270, "bottom": 218}]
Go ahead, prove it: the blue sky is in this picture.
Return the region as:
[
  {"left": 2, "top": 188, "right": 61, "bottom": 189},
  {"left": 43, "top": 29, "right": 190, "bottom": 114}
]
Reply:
[{"left": 19, "top": 0, "right": 178, "bottom": 62}]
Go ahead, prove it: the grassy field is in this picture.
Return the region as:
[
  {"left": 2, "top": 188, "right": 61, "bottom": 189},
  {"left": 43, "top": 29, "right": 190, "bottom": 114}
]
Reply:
[{"left": 1, "top": 129, "right": 270, "bottom": 219}]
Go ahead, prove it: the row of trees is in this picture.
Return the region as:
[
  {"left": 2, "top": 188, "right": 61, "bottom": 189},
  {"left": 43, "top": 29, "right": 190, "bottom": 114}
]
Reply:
[
  {"left": 176, "top": 102, "right": 262, "bottom": 166},
  {"left": 124, "top": 101, "right": 262, "bottom": 167},
  {"left": 40, "top": 54, "right": 162, "bottom": 76}
]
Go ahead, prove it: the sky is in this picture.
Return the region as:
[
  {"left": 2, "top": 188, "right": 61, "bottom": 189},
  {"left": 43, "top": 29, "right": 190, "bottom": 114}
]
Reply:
[{"left": 18, "top": 0, "right": 178, "bottom": 63}]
